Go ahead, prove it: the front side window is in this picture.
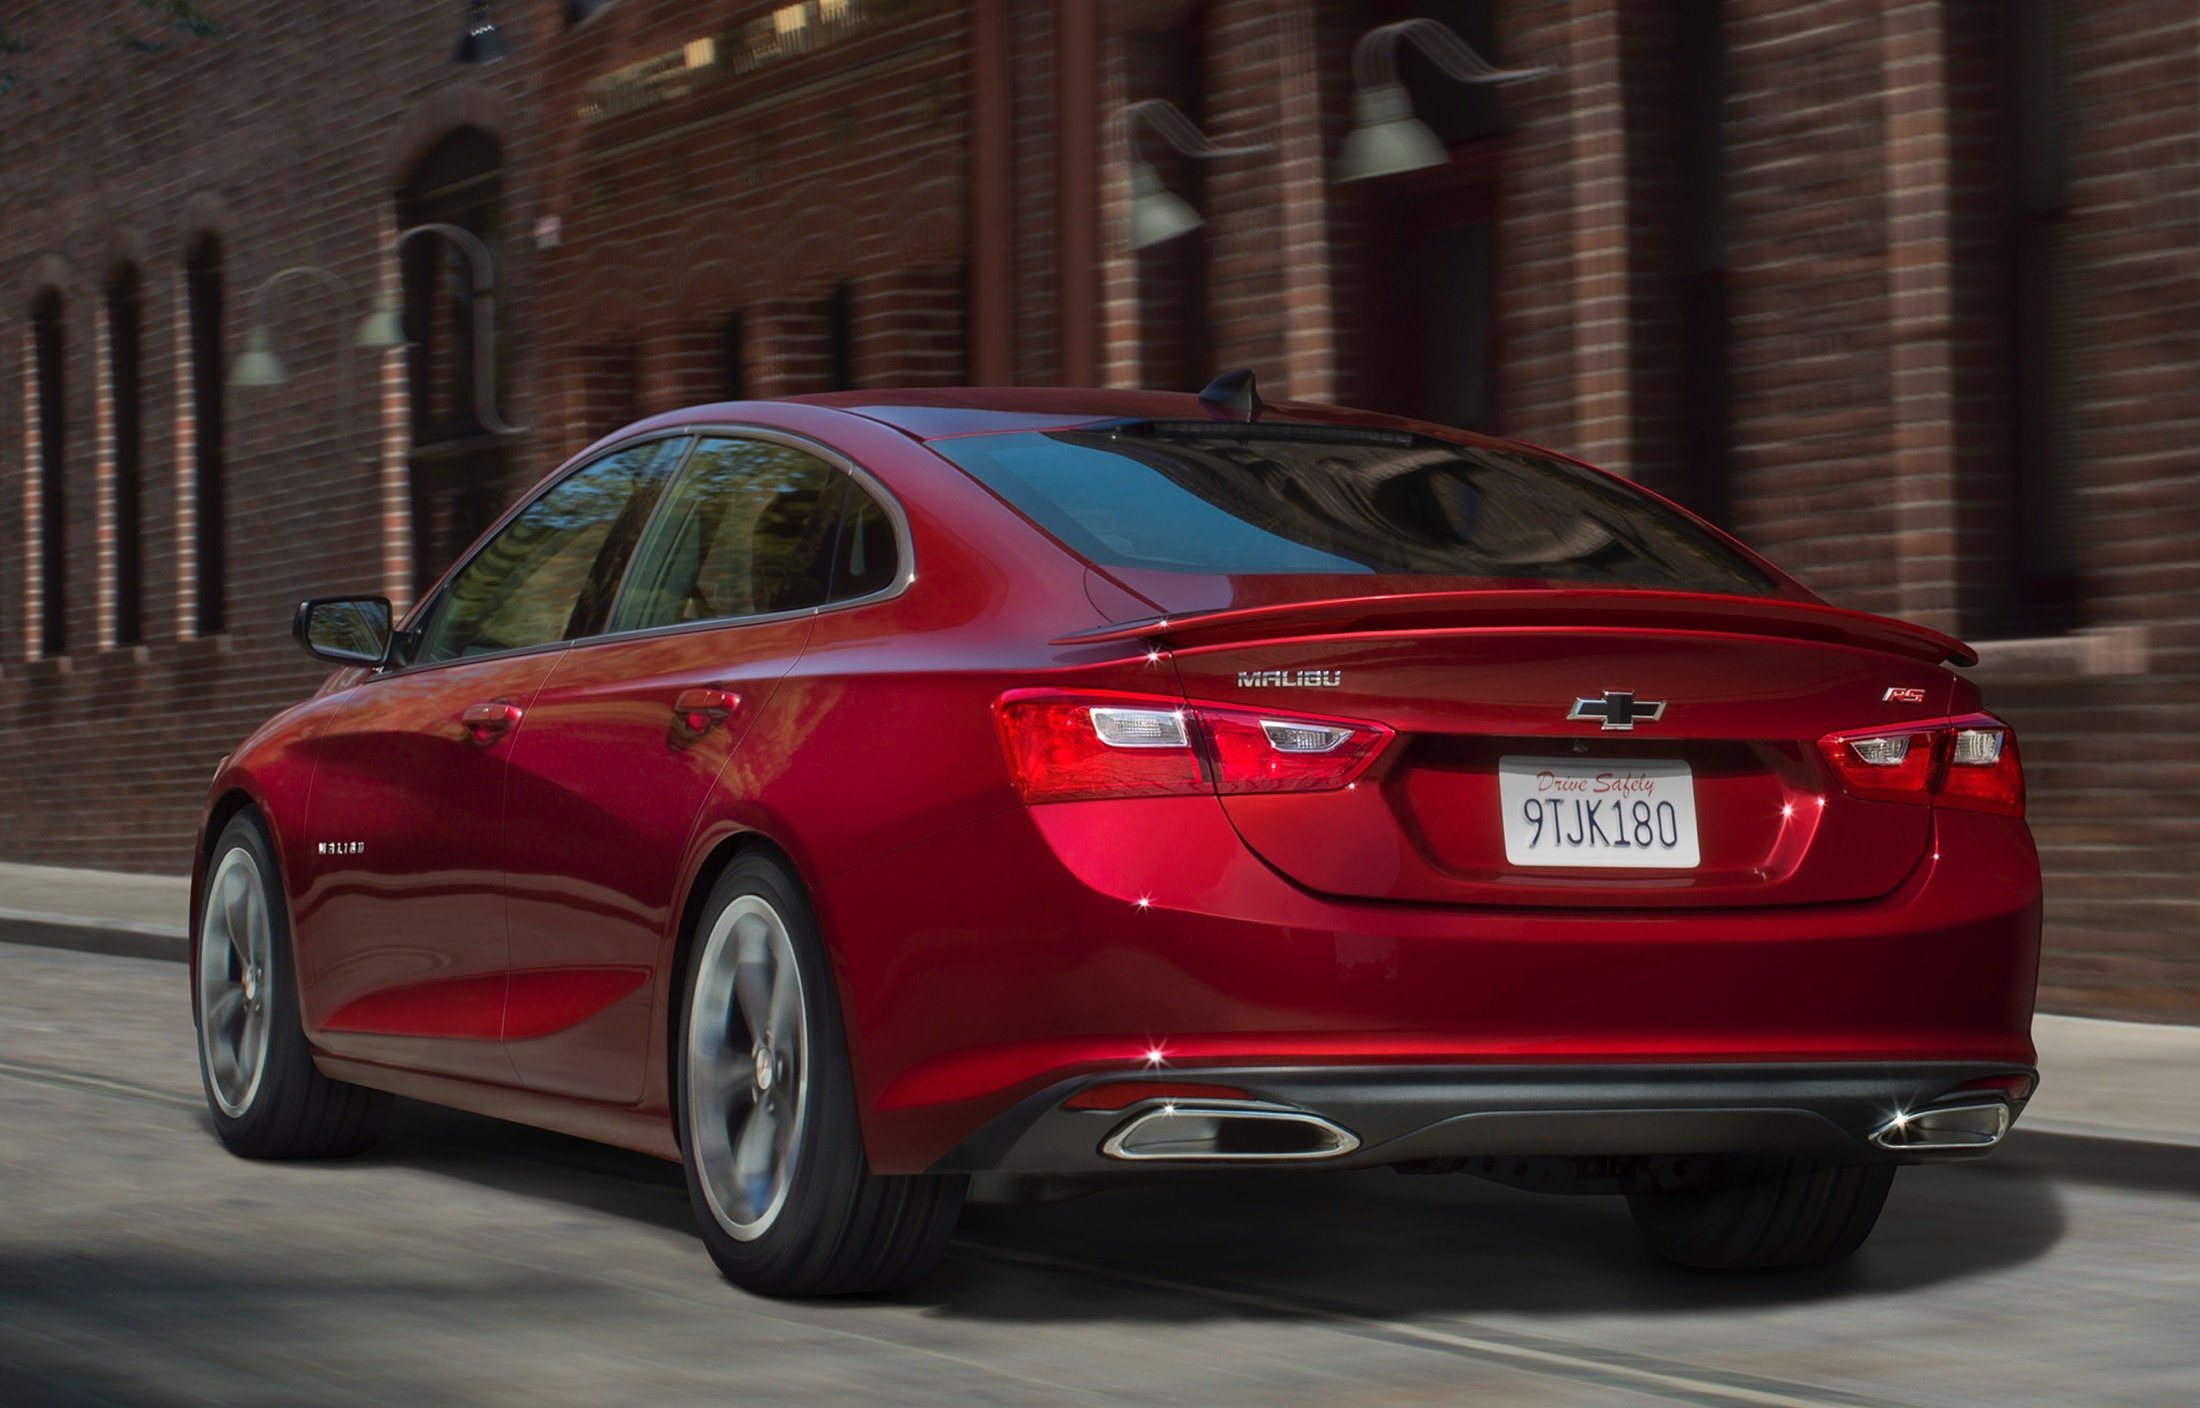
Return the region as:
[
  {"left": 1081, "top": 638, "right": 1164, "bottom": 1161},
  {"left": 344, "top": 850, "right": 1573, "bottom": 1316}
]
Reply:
[
  {"left": 609, "top": 437, "right": 894, "bottom": 633},
  {"left": 415, "top": 439, "right": 677, "bottom": 665},
  {"left": 934, "top": 424, "right": 1775, "bottom": 595}
]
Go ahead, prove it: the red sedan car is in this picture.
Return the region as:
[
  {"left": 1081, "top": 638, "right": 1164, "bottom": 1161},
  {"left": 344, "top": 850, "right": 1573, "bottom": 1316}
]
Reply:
[{"left": 192, "top": 377, "right": 2040, "bottom": 1295}]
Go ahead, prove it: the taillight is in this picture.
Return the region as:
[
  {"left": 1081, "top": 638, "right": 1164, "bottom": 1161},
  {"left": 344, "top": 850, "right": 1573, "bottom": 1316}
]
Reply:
[
  {"left": 993, "top": 693, "right": 1205, "bottom": 802},
  {"left": 1938, "top": 724, "right": 2024, "bottom": 814},
  {"left": 1816, "top": 713, "right": 2024, "bottom": 817},
  {"left": 994, "top": 689, "right": 1391, "bottom": 804}
]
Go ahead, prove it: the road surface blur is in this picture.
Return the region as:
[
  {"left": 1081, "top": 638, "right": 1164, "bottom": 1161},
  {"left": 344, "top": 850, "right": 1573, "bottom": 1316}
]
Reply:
[{"left": 2, "top": 942, "right": 2194, "bottom": 1408}]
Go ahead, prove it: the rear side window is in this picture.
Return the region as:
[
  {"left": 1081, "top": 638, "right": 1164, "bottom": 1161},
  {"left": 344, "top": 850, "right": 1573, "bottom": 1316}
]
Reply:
[
  {"left": 934, "top": 425, "right": 1774, "bottom": 595},
  {"left": 829, "top": 479, "right": 900, "bottom": 599},
  {"left": 415, "top": 440, "right": 675, "bottom": 664},
  {"left": 608, "top": 437, "right": 901, "bottom": 633}
]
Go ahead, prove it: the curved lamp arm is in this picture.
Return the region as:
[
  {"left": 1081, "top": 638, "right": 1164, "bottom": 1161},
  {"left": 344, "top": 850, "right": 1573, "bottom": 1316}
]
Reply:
[
  {"left": 1119, "top": 98, "right": 1271, "bottom": 159},
  {"left": 246, "top": 265, "right": 373, "bottom": 464},
  {"left": 1351, "top": 18, "right": 1555, "bottom": 94},
  {"left": 392, "top": 221, "right": 527, "bottom": 436}
]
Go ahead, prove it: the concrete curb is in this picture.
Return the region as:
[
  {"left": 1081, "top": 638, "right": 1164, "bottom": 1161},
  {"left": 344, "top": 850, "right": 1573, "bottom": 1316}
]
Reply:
[{"left": 0, "top": 908, "right": 188, "bottom": 964}]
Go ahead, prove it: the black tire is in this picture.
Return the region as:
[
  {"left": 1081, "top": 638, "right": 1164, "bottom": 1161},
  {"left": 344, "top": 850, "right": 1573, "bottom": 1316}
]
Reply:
[
  {"left": 675, "top": 851, "right": 965, "bottom": 1296},
  {"left": 193, "top": 812, "right": 390, "bottom": 1159},
  {"left": 1626, "top": 1156, "right": 1895, "bottom": 1269}
]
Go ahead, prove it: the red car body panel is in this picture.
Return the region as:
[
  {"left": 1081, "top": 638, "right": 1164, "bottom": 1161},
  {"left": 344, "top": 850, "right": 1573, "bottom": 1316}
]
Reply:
[{"left": 194, "top": 388, "right": 2042, "bottom": 1175}]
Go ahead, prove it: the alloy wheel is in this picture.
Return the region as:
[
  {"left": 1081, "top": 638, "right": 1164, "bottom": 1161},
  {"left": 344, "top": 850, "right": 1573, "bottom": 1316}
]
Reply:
[
  {"left": 197, "top": 847, "right": 274, "bottom": 1118},
  {"left": 684, "top": 894, "right": 810, "bottom": 1241}
]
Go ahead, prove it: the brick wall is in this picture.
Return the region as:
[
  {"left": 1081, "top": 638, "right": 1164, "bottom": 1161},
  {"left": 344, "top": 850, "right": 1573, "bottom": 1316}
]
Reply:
[
  {"left": 1987, "top": 0, "right": 2200, "bottom": 1019},
  {"left": 531, "top": 0, "right": 968, "bottom": 459},
  {"left": 0, "top": 1, "right": 540, "bottom": 873},
  {"left": 3, "top": 0, "right": 2196, "bottom": 1020}
]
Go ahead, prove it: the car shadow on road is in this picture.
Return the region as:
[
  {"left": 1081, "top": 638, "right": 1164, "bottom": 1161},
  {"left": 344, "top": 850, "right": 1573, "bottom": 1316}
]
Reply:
[
  {"left": 348, "top": 1099, "right": 694, "bottom": 1235},
  {"left": 922, "top": 1148, "right": 2069, "bottom": 1325},
  {"left": 312, "top": 1101, "right": 2154, "bottom": 1324}
]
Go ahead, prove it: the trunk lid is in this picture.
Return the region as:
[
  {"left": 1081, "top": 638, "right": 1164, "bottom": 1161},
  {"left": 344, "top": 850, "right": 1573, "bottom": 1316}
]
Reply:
[{"left": 1085, "top": 588, "right": 1963, "bottom": 910}]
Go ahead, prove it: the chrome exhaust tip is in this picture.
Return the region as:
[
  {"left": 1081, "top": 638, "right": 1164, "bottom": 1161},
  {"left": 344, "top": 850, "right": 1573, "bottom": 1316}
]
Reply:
[
  {"left": 1100, "top": 1103, "right": 1361, "bottom": 1162},
  {"left": 1870, "top": 1101, "right": 2010, "bottom": 1152}
]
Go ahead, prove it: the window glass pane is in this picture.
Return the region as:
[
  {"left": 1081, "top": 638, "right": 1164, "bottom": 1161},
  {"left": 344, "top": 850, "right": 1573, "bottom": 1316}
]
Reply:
[
  {"left": 417, "top": 440, "right": 674, "bottom": 663},
  {"left": 828, "top": 480, "right": 900, "bottom": 600},
  {"left": 934, "top": 426, "right": 1775, "bottom": 595},
  {"left": 610, "top": 437, "right": 844, "bottom": 633}
]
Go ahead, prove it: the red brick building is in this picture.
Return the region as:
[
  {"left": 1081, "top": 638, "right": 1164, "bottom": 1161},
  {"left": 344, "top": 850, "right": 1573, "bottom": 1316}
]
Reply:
[{"left": 2, "top": 1, "right": 2194, "bottom": 1020}]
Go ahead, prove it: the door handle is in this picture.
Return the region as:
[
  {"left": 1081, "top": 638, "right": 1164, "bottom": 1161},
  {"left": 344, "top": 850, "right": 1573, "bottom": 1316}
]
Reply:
[
  {"left": 674, "top": 687, "right": 742, "bottom": 734},
  {"left": 462, "top": 700, "right": 523, "bottom": 744}
]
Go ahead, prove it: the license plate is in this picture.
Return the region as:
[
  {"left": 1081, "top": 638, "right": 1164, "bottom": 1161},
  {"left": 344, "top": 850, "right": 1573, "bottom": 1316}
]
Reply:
[{"left": 1497, "top": 757, "right": 1701, "bottom": 868}]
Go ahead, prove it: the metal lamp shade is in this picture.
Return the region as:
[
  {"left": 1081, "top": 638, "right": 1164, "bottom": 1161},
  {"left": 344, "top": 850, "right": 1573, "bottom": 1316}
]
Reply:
[
  {"left": 1336, "top": 85, "right": 1447, "bottom": 182},
  {"left": 228, "top": 326, "right": 288, "bottom": 388},
  {"left": 1128, "top": 161, "right": 1203, "bottom": 251},
  {"left": 355, "top": 294, "right": 408, "bottom": 350}
]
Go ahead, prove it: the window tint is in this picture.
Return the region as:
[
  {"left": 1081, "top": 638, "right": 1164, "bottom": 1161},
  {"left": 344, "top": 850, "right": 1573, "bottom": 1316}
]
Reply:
[
  {"left": 934, "top": 425, "right": 1775, "bottom": 595},
  {"left": 828, "top": 479, "right": 900, "bottom": 600},
  {"left": 416, "top": 440, "right": 675, "bottom": 664},
  {"left": 610, "top": 437, "right": 846, "bottom": 633}
]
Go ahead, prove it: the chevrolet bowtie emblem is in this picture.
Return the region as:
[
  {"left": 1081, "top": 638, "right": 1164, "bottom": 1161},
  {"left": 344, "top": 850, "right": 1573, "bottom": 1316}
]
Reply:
[{"left": 1567, "top": 690, "right": 1666, "bottom": 731}]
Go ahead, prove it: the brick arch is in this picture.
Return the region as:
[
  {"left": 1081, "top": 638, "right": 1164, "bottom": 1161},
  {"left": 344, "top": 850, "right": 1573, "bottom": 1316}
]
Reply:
[
  {"left": 19, "top": 252, "right": 72, "bottom": 310},
  {"left": 178, "top": 188, "right": 232, "bottom": 239},
  {"left": 563, "top": 262, "right": 651, "bottom": 342},
  {"left": 669, "top": 257, "right": 746, "bottom": 313},
  {"left": 664, "top": 204, "right": 762, "bottom": 309},
  {"left": 889, "top": 175, "right": 964, "bottom": 268},
  {"left": 751, "top": 177, "right": 886, "bottom": 291},
  {"left": 177, "top": 189, "right": 234, "bottom": 261},
  {"left": 381, "top": 85, "right": 515, "bottom": 186},
  {"left": 101, "top": 225, "right": 151, "bottom": 287}
]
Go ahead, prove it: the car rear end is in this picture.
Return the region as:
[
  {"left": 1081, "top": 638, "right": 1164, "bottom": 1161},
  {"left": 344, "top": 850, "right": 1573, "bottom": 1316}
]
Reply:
[{"left": 864, "top": 410, "right": 2039, "bottom": 1219}]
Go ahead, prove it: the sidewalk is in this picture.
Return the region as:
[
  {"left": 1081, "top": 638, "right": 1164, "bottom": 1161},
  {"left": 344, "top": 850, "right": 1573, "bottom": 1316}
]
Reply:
[
  {"left": 0, "top": 859, "right": 189, "bottom": 961},
  {"left": 5, "top": 859, "right": 2198, "bottom": 1150}
]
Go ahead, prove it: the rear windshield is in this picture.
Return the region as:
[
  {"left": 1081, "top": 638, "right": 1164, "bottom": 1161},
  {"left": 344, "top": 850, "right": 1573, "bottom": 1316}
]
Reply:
[{"left": 933, "top": 423, "right": 1776, "bottom": 595}]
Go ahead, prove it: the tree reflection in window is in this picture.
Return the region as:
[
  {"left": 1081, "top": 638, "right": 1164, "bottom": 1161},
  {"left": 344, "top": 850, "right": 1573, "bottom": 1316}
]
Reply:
[
  {"left": 417, "top": 442, "right": 671, "bottom": 663},
  {"left": 611, "top": 438, "right": 846, "bottom": 632}
]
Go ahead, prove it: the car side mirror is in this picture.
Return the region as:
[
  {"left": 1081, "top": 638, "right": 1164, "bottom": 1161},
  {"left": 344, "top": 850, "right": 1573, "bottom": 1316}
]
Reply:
[{"left": 293, "top": 596, "right": 394, "bottom": 667}]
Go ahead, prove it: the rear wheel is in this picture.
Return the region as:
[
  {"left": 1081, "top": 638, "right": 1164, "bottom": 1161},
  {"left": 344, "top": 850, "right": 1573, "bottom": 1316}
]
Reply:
[
  {"left": 676, "top": 852, "right": 964, "bottom": 1295},
  {"left": 194, "top": 812, "right": 389, "bottom": 1159},
  {"left": 1626, "top": 1156, "right": 1895, "bottom": 1269}
]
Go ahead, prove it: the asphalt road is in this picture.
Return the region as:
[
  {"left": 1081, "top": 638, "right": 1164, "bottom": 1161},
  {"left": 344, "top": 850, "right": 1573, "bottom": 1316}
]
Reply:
[{"left": 2, "top": 942, "right": 2195, "bottom": 1408}]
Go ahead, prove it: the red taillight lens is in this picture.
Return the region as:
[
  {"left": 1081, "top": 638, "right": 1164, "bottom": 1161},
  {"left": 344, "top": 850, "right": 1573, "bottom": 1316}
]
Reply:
[
  {"left": 1816, "top": 728, "right": 1942, "bottom": 803},
  {"left": 1816, "top": 714, "right": 2024, "bottom": 817},
  {"left": 994, "top": 692, "right": 1206, "bottom": 803},
  {"left": 1938, "top": 724, "right": 2024, "bottom": 815},
  {"left": 995, "top": 690, "right": 1392, "bottom": 804},
  {"left": 1201, "top": 709, "right": 1393, "bottom": 794}
]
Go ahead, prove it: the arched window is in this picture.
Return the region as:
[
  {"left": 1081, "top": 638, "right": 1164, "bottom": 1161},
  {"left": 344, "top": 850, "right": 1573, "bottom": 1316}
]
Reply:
[
  {"left": 186, "top": 234, "right": 226, "bottom": 635},
  {"left": 106, "top": 264, "right": 143, "bottom": 646},
  {"left": 30, "top": 290, "right": 66, "bottom": 656},
  {"left": 398, "top": 127, "right": 508, "bottom": 594}
]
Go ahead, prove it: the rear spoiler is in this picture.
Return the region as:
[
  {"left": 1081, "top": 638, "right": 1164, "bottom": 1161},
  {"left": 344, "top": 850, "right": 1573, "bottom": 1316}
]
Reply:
[{"left": 1053, "top": 589, "right": 1977, "bottom": 667}]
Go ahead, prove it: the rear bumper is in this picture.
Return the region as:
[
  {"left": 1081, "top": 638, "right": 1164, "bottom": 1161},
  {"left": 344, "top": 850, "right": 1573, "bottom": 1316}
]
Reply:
[
  {"left": 931, "top": 1061, "right": 2036, "bottom": 1174},
  {"left": 816, "top": 795, "right": 2040, "bottom": 1174}
]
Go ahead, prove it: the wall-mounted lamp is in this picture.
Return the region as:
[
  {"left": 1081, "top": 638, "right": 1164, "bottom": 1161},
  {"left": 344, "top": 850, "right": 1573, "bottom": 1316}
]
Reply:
[
  {"left": 1337, "top": 19, "right": 1553, "bottom": 182},
  {"left": 565, "top": 0, "right": 616, "bottom": 25},
  {"left": 388, "top": 221, "right": 527, "bottom": 435},
  {"left": 228, "top": 265, "right": 380, "bottom": 463},
  {"left": 1119, "top": 99, "right": 1268, "bottom": 251},
  {"left": 453, "top": 1, "right": 509, "bottom": 65},
  {"left": 229, "top": 221, "right": 526, "bottom": 456}
]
